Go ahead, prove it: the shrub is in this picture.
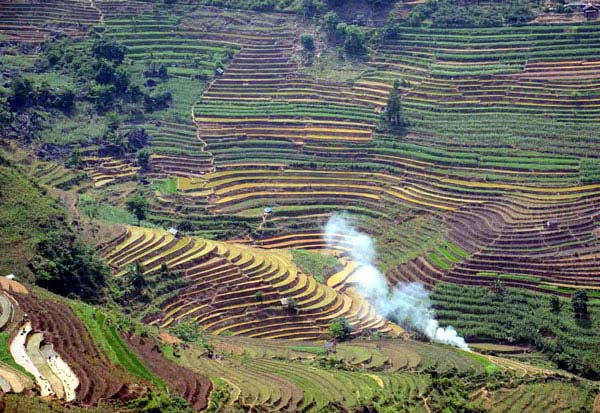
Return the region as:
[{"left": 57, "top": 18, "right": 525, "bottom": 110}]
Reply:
[
  {"left": 255, "top": 291, "right": 265, "bottom": 302},
  {"left": 128, "top": 390, "right": 192, "bottom": 413},
  {"left": 170, "top": 320, "right": 202, "bottom": 342},
  {"left": 126, "top": 194, "right": 149, "bottom": 224},
  {"left": 300, "top": 34, "right": 315, "bottom": 51},
  {"left": 343, "top": 25, "right": 367, "bottom": 56},
  {"left": 572, "top": 290, "right": 589, "bottom": 320},
  {"left": 550, "top": 296, "right": 561, "bottom": 314},
  {"left": 322, "top": 11, "right": 340, "bottom": 35},
  {"left": 32, "top": 234, "right": 109, "bottom": 303},
  {"left": 329, "top": 316, "right": 352, "bottom": 340},
  {"left": 91, "top": 37, "right": 127, "bottom": 64},
  {"left": 137, "top": 149, "right": 151, "bottom": 171}
]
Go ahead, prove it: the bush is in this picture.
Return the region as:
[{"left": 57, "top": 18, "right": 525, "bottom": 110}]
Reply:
[
  {"left": 91, "top": 37, "right": 127, "bottom": 64},
  {"left": 322, "top": 11, "right": 340, "bottom": 35},
  {"left": 572, "top": 290, "right": 589, "bottom": 320},
  {"left": 343, "top": 25, "right": 367, "bottom": 56},
  {"left": 128, "top": 390, "right": 192, "bottom": 413},
  {"left": 136, "top": 149, "right": 151, "bottom": 171},
  {"left": 255, "top": 291, "right": 265, "bottom": 302},
  {"left": 329, "top": 316, "right": 352, "bottom": 340},
  {"left": 144, "top": 91, "right": 172, "bottom": 112},
  {"left": 300, "top": 34, "right": 315, "bottom": 51},
  {"left": 32, "top": 234, "right": 109, "bottom": 303},
  {"left": 126, "top": 194, "right": 149, "bottom": 223},
  {"left": 169, "top": 320, "right": 202, "bottom": 342}
]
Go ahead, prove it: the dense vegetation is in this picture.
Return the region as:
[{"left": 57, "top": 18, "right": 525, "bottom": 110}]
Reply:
[
  {"left": 432, "top": 283, "right": 600, "bottom": 378},
  {"left": 0, "top": 0, "right": 600, "bottom": 410},
  {"left": 0, "top": 163, "right": 108, "bottom": 302}
]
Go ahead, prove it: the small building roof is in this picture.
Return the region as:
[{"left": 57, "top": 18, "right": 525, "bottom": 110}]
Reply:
[
  {"left": 168, "top": 227, "right": 178, "bottom": 236},
  {"left": 264, "top": 207, "right": 273, "bottom": 214},
  {"left": 215, "top": 67, "right": 224, "bottom": 75},
  {"left": 5, "top": 274, "right": 15, "bottom": 280}
]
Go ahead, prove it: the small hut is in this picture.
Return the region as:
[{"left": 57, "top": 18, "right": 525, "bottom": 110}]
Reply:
[{"left": 168, "top": 227, "right": 182, "bottom": 238}]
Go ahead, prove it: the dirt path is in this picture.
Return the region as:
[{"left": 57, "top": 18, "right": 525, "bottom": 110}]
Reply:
[
  {"left": 90, "top": 0, "right": 104, "bottom": 25},
  {"left": 592, "top": 393, "right": 600, "bottom": 413}
]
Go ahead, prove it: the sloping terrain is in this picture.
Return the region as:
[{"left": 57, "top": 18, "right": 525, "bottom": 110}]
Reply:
[
  {"left": 1, "top": 0, "right": 600, "bottom": 411},
  {"left": 101, "top": 226, "right": 391, "bottom": 340}
]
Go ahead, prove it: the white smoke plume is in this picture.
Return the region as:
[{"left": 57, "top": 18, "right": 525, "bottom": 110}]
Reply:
[{"left": 325, "top": 214, "right": 469, "bottom": 351}]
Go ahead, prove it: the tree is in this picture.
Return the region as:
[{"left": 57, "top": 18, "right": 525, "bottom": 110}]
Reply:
[
  {"left": 550, "top": 295, "right": 562, "bottom": 314},
  {"left": 572, "top": 290, "right": 589, "bottom": 320},
  {"left": 170, "top": 320, "right": 201, "bottom": 342},
  {"left": 300, "top": 0, "right": 325, "bottom": 16},
  {"left": 126, "top": 194, "right": 148, "bottom": 224},
  {"left": 322, "top": 11, "right": 340, "bottom": 36},
  {"left": 504, "top": 1, "right": 534, "bottom": 25},
  {"left": 329, "top": 316, "right": 352, "bottom": 340},
  {"left": 128, "top": 127, "right": 150, "bottom": 150},
  {"left": 300, "top": 34, "right": 315, "bottom": 51},
  {"left": 343, "top": 25, "right": 367, "bottom": 56},
  {"left": 54, "top": 88, "right": 75, "bottom": 113},
  {"left": 32, "top": 234, "right": 108, "bottom": 303},
  {"left": 90, "top": 83, "right": 116, "bottom": 112},
  {"left": 91, "top": 37, "right": 127, "bottom": 64},
  {"left": 137, "top": 149, "right": 151, "bottom": 171},
  {"left": 128, "top": 390, "right": 192, "bottom": 413},
  {"left": 129, "top": 261, "right": 146, "bottom": 294},
  {"left": 255, "top": 291, "right": 265, "bottom": 302},
  {"left": 385, "top": 79, "right": 406, "bottom": 127},
  {"left": 8, "top": 77, "right": 35, "bottom": 110}
]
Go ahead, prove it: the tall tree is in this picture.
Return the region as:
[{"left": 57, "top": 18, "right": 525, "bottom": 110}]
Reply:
[
  {"left": 126, "top": 194, "right": 148, "bottom": 224},
  {"left": 385, "top": 79, "right": 406, "bottom": 127},
  {"left": 572, "top": 290, "right": 589, "bottom": 320}
]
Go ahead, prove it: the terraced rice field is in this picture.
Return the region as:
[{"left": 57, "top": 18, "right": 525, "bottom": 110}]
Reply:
[
  {"left": 0, "top": 0, "right": 101, "bottom": 43},
  {"left": 172, "top": 333, "right": 570, "bottom": 412},
  {"left": 172, "top": 21, "right": 600, "bottom": 296},
  {"left": 0, "top": 275, "right": 216, "bottom": 410},
  {"left": 101, "top": 226, "right": 393, "bottom": 340}
]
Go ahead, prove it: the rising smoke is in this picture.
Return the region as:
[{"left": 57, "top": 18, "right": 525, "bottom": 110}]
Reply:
[{"left": 325, "top": 214, "right": 469, "bottom": 351}]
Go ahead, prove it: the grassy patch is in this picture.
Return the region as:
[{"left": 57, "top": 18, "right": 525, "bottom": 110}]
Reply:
[
  {"left": 287, "top": 345, "right": 326, "bottom": 355},
  {"left": 152, "top": 178, "right": 178, "bottom": 195},
  {"left": 0, "top": 166, "right": 66, "bottom": 278},
  {"left": 79, "top": 193, "right": 148, "bottom": 226},
  {"left": 290, "top": 249, "right": 341, "bottom": 283},
  {"left": 70, "top": 301, "right": 164, "bottom": 388},
  {"left": 206, "top": 377, "right": 229, "bottom": 413},
  {"left": 477, "top": 272, "right": 541, "bottom": 284},
  {"left": 0, "top": 332, "right": 33, "bottom": 378},
  {"left": 432, "top": 282, "right": 600, "bottom": 378},
  {"left": 463, "top": 351, "right": 498, "bottom": 375}
]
